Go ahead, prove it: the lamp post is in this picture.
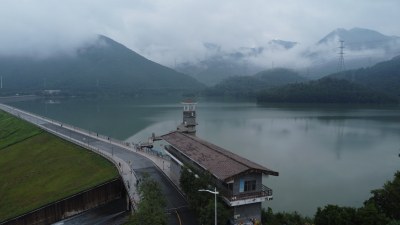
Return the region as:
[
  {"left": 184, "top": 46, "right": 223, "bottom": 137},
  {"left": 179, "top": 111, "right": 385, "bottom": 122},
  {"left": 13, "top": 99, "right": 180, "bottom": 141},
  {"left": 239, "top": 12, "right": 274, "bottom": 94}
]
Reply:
[{"left": 198, "top": 187, "right": 219, "bottom": 225}]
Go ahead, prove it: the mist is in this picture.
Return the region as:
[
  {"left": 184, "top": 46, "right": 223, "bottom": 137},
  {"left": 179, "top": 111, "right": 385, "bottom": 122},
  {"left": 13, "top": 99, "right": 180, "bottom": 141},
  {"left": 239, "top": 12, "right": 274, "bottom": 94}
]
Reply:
[{"left": 0, "top": 0, "right": 399, "bottom": 67}]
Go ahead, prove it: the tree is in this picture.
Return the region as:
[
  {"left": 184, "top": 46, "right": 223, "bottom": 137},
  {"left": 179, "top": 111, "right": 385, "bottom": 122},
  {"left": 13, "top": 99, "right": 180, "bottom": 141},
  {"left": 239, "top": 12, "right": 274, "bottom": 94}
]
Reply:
[
  {"left": 198, "top": 199, "right": 231, "bottom": 225},
  {"left": 314, "top": 205, "right": 357, "bottom": 225},
  {"left": 256, "top": 78, "right": 398, "bottom": 104},
  {"left": 130, "top": 174, "right": 167, "bottom": 225},
  {"left": 180, "top": 166, "right": 231, "bottom": 225},
  {"left": 356, "top": 203, "right": 389, "bottom": 225},
  {"left": 262, "top": 207, "right": 313, "bottom": 225},
  {"left": 387, "top": 220, "right": 400, "bottom": 225},
  {"left": 365, "top": 171, "right": 400, "bottom": 220}
]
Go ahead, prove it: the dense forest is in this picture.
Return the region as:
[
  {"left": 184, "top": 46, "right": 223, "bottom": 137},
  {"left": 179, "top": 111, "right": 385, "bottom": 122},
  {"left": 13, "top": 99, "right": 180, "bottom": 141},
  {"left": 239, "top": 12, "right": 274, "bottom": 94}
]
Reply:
[
  {"left": 256, "top": 78, "right": 398, "bottom": 104},
  {"left": 204, "top": 68, "right": 306, "bottom": 97},
  {"left": 329, "top": 55, "right": 400, "bottom": 97},
  {"left": 206, "top": 56, "right": 400, "bottom": 104}
]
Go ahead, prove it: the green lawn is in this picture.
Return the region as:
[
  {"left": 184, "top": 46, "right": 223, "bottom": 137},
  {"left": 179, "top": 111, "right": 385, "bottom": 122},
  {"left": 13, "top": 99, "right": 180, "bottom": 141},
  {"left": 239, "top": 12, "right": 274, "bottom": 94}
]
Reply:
[
  {"left": 0, "top": 110, "right": 119, "bottom": 221},
  {"left": 0, "top": 110, "right": 42, "bottom": 149}
]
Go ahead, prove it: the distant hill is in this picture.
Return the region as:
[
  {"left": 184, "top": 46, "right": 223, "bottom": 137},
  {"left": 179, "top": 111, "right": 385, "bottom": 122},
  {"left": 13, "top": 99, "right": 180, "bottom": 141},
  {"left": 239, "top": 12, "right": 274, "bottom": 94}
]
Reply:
[
  {"left": 0, "top": 35, "right": 204, "bottom": 96},
  {"left": 175, "top": 40, "right": 296, "bottom": 86},
  {"left": 306, "top": 28, "right": 400, "bottom": 79},
  {"left": 328, "top": 55, "right": 400, "bottom": 97},
  {"left": 176, "top": 48, "right": 264, "bottom": 86},
  {"left": 257, "top": 78, "right": 398, "bottom": 104},
  {"left": 254, "top": 68, "right": 307, "bottom": 86},
  {"left": 204, "top": 68, "right": 306, "bottom": 97},
  {"left": 176, "top": 28, "right": 400, "bottom": 83},
  {"left": 318, "top": 27, "right": 400, "bottom": 51}
]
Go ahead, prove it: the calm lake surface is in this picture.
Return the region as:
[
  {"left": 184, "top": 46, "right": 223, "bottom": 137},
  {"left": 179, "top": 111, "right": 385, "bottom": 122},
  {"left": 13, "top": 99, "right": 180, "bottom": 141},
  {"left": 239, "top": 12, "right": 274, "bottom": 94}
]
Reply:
[{"left": 8, "top": 97, "right": 400, "bottom": 216}]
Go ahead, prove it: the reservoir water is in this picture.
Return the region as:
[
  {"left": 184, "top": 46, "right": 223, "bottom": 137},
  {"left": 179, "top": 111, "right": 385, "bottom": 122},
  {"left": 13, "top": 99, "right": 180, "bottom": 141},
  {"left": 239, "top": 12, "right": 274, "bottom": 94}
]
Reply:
[{"left": 8, "top": 97, "right": 400, "bottom": 216}]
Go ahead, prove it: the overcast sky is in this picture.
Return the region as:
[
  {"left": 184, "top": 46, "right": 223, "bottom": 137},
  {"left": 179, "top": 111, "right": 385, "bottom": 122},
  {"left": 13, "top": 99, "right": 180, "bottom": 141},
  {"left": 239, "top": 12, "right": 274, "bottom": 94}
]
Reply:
[{"left": 1, "top": 0, "right": 399, "bottom": 65}]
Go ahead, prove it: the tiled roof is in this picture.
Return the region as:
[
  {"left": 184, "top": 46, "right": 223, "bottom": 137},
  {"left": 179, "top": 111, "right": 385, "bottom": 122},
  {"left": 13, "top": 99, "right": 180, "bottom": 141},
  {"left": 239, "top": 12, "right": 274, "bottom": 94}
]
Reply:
[{"left": 161, "top": 131, "right": 279, "bottom": 181}]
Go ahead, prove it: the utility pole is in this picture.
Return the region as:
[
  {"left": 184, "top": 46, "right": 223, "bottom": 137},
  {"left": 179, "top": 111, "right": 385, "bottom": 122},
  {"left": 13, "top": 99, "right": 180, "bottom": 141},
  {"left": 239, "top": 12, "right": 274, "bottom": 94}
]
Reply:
[
  {"left": 198, "top": 187, "right": 219, "bottom": 225},
  {"left": 338, "top": 40, "right": 345, "bottom": 73}
]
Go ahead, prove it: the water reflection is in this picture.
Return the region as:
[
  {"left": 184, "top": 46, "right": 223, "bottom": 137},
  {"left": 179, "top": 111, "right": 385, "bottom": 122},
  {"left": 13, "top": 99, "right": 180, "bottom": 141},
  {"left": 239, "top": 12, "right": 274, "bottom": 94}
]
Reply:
[{"left": 8, "top": 98, "right": 400, "bottom": 216}]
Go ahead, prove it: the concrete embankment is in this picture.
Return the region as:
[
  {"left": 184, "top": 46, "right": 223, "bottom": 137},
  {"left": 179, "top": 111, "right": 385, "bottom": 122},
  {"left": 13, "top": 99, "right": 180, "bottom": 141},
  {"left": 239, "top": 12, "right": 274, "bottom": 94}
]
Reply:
[
  {"left": 0, "top": 95, "right": 39, "bottom": 103},
  {"left": 0, "top": 178, "right": 126, "bottom": 225}
]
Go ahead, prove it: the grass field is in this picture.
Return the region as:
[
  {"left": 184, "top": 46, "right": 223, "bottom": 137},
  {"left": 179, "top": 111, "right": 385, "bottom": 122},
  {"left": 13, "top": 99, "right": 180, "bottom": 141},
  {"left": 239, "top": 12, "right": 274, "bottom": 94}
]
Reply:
[
  {"left": 0, "top": 110, "right": 119, "bottom": 221},
  {"left": 0, "top": 111, "right": 42, "bottom": 149}
]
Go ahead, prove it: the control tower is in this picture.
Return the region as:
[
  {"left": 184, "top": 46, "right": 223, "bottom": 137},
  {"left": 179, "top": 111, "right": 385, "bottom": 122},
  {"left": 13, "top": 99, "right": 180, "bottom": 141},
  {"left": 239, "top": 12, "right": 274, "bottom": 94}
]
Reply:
[{"left": 177, "top": 100, "right": 197, "bottom": 134}]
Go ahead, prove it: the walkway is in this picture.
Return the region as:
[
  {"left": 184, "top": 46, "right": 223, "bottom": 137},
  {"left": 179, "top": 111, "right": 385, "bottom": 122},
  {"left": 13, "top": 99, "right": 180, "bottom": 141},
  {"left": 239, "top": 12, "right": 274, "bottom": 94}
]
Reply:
[{"left": 0, "top": 103, "right": 198, "bottom": 225}]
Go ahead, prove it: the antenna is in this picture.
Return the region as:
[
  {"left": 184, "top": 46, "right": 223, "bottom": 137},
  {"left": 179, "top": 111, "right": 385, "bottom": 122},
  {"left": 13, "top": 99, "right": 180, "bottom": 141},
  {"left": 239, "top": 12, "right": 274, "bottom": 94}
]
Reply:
[{"left": 338, "top": 40, "right": 345, "bottom": 72}]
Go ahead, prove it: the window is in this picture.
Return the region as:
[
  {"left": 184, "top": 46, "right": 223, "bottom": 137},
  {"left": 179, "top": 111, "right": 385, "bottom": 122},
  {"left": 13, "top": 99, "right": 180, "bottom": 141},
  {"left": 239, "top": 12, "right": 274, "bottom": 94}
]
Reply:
[
  {"left": 228, "top": 183, "right": 233, "bottom": 191},
  {"left": 244, "top": 180, "right": 256, "bottom": 192}
]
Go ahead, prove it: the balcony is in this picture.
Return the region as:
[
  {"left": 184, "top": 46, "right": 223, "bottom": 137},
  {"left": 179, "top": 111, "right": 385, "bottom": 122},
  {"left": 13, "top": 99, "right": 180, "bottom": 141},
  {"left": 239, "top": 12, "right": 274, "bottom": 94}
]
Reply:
[{"left": 220, "top": 184, "right": 273, "bottom": 206}]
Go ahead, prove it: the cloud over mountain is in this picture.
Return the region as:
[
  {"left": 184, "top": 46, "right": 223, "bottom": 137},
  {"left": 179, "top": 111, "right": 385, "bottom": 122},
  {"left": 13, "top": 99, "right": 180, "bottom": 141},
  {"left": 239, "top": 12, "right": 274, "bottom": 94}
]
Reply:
[{"left": 0, "top": 0, "right": 399, "bottom": 66}]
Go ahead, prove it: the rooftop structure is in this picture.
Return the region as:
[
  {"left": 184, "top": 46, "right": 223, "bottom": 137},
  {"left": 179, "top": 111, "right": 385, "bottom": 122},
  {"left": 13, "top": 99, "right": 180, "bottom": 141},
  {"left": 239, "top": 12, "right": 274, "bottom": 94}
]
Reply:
[
  {"left": 156, "top": 102, "right": 279, "bottom": 225},
  {"left": 161, "top": 131, "right": 278, "bottom": 181}
]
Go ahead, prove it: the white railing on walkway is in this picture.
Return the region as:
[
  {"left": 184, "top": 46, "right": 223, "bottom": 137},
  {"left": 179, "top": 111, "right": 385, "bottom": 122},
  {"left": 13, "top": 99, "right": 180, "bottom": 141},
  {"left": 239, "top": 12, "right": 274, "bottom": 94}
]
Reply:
[{"left": 0, "top": 103, "right": 139, "bottom": 210}]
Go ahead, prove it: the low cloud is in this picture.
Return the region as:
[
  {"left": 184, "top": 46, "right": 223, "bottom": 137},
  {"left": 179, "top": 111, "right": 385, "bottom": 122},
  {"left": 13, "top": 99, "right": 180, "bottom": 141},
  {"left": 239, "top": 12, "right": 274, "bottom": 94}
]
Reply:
[{"left": 0, "top": 0, "right": 399, "bottom": 66}]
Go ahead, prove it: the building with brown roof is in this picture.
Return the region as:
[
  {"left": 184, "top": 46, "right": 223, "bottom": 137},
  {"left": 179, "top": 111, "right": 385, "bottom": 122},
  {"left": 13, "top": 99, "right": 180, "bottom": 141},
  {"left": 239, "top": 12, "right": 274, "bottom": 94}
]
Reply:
[{"left": 159, "top": 101, "right": 278, "bottom": 225}]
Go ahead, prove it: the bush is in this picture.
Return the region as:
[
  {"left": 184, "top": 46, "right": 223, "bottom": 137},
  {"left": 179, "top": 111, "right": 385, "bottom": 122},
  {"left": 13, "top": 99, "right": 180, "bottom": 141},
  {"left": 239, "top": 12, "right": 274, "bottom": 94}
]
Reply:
[{"left": 129, "top": 174, "right": 166, "bottom": 225}]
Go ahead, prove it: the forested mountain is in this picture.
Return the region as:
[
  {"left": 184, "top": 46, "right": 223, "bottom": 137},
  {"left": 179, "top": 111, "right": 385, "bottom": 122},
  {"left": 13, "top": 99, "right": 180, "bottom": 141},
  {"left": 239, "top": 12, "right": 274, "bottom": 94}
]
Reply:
[
  {"left": 205, "top": 68, "right": 306, "bottom": 97},
  {"left": 0, "top": 35, "right": 204, "bottom": 96},
  {"left": 328, "top": 55, "right": 400, "bottom": 97},
  {"left": 257, "top": 78, "right": 398, "bottom": 104}
]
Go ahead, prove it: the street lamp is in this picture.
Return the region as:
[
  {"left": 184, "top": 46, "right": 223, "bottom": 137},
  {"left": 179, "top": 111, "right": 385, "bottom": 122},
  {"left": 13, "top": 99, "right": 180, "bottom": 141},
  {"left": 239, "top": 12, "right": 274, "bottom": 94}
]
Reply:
[{"left": 198, "top": 187, "right": 219, "bottom": 225}]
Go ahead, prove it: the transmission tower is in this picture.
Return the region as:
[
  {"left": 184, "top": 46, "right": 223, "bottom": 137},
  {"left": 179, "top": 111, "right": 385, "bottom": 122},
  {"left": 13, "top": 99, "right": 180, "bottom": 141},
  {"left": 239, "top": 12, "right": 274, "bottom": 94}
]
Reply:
[{"left": 338, "top": 40, "right": 345, "bottom": 72}]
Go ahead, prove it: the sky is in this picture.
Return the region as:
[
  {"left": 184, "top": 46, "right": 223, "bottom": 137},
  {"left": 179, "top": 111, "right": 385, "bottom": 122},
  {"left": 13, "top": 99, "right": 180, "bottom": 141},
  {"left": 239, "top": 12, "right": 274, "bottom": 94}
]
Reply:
[{"left": 0, "top": 0, "right": 399, "bottom": 66}]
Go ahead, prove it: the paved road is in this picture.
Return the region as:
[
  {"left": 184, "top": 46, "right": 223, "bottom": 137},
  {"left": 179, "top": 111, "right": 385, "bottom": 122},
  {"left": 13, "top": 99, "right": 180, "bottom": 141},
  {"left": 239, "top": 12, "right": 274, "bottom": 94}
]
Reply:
[{"left": 0, "top": 103, "right": 198, "bottom": 225}]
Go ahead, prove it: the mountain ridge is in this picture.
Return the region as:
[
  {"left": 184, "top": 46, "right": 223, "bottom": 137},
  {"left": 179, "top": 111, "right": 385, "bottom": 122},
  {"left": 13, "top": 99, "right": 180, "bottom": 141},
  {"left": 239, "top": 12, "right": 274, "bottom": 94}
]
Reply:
[
  {"left": 0, "top": 35, "right": 205, "bottom": 96},
  {"left": 177, "top": 27, "right": 400, "bottom": 83},
  {"left": 317, "top": 27, "right": 400, "bottom": 50},
  {"left": 328, "top": 55, "right": 400, "bottom": 97},
  {"left": 256, "top": 55, "right": 400, "bottom": 104},
  {"left": 204, "top": 68, "right": 306, "bottom": 97}
]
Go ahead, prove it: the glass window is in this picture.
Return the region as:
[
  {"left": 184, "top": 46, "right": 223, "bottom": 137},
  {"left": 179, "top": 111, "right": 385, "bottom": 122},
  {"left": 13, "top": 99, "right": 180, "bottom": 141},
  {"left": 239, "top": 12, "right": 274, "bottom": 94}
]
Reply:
[
  {"left": 239, "top": 179, "right": 244, "bottom": 192},
  {"left": 244, "top": 180, "right": 256, "bottom": 192}
]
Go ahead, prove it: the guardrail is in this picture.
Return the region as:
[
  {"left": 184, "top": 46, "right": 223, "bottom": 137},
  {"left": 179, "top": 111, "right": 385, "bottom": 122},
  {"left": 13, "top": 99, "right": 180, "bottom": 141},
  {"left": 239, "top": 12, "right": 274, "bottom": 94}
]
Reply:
[{"left": 220, "top": 184, "right": 273, "bottom": 202}]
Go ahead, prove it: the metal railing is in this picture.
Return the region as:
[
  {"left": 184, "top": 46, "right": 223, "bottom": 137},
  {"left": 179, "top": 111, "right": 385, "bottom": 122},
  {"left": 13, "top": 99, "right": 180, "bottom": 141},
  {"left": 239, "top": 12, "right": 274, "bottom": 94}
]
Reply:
[{"left": 220, "top": 184, "right": 273, "bottom": 202}]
